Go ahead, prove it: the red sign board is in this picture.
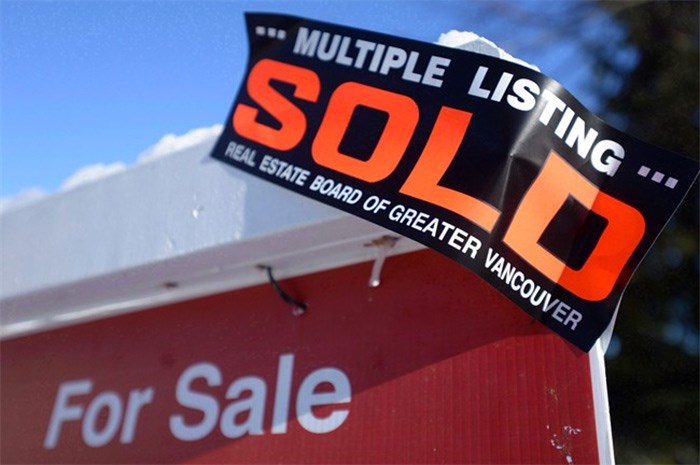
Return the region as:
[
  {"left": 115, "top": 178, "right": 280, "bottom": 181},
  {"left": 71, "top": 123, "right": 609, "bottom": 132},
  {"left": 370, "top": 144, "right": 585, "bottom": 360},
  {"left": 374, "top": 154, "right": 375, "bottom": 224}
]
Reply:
[{"left": 2, "top": 250, "right": 601, "bottom": 463}]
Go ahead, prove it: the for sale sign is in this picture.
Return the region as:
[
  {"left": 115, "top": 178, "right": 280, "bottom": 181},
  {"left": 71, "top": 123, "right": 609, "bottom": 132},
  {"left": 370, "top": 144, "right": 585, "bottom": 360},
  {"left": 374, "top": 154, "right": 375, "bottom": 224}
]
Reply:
[
  {"left": 1, "top": 251, "right": 604, "bottom": 464},
  {"left": 210, "top": 13, "right": 698, "bottom": 350}
]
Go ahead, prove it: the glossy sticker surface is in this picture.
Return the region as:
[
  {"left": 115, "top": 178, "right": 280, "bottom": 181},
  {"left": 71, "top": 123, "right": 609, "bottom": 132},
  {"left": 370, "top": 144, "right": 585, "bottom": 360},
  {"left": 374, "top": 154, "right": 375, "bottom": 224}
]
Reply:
[{"left": 211, "top": 13, "right": 698, "bottom": 350}]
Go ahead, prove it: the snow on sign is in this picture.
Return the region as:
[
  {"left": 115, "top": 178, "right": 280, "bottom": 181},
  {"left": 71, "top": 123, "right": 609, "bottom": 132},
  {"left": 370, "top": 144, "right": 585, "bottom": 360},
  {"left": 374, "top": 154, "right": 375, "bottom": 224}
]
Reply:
[{"left": 210, "top": 13, "right": 699, "bottom": 351}]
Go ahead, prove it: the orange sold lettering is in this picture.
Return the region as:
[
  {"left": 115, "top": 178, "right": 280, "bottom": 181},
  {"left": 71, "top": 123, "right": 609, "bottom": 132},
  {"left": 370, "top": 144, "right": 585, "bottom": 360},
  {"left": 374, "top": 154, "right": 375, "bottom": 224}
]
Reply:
[
  {"left": 312, "top": 82, "right": 419, "bottom": 182},
  {"left": 233, "top": 59, "right": 320, "bottom": 151},
  {"left": 231, "top": 60, "right": 647, "bottom": 302},
  {"left": 400, "top": 107, "right": 501, "bottom": 233},
  {"left": 503, "top": 152, "right": 645, "bottom": 301}
]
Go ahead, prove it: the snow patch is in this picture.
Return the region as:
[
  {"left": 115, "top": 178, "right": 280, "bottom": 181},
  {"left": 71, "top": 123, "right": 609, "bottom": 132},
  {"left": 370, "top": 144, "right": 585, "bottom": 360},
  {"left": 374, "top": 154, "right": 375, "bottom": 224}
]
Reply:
[
  {"left": 437, "top": 30, "right": 540, "bottom": 71},
  {"left": 1, "top": 124, "right": 224, "bottom": 215},
  {"left": 60, "top": 162, "right": 128, "bottom": 191},
  {"left": 136, "top": 124, "right": 223, "bottom": 164},
  {"left": 0, "top": 187, "right": 48, "bottom": 214}
]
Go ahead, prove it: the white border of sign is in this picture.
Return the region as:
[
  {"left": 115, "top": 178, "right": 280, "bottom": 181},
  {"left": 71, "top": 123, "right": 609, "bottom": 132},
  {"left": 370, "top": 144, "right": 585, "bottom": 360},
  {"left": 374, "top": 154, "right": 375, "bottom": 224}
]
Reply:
[{"left": 590, "top": 341, "right": 616, "bottom": 464}]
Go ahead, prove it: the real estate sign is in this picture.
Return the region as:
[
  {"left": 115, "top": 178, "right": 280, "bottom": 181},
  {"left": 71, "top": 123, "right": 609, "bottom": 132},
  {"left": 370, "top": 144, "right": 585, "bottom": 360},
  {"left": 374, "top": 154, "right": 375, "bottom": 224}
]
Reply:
[{"left": 1, "top": 251, "right": 607, "bottom": 464}]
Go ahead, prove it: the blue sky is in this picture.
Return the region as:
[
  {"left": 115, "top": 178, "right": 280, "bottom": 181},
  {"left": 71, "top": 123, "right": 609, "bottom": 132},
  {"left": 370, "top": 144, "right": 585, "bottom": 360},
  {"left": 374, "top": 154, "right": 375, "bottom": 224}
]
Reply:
[{"left": 1, "top": 0, "right": 619, "bottom": 201}]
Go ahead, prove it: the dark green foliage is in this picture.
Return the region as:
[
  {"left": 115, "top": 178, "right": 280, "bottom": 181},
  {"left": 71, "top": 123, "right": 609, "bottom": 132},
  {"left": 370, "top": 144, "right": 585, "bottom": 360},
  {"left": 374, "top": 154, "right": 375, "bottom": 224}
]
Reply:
[{"left": 596, "top": 1, "right": 699, "bottom": 463}]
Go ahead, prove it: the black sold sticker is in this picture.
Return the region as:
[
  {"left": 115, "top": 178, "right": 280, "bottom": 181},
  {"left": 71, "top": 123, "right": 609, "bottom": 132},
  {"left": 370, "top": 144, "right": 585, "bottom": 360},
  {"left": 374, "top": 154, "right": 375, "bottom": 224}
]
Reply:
[{"left": 210, "top": 13, "right": 698, "bottom": 351}]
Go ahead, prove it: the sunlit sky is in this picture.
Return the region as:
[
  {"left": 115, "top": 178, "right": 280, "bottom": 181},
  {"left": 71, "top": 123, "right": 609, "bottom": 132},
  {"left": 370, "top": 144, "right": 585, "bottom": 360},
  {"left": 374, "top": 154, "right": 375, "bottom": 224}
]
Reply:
[{"left": 1, "top": 0, "right": 621, "bottom": 201}]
